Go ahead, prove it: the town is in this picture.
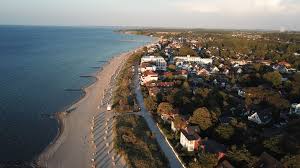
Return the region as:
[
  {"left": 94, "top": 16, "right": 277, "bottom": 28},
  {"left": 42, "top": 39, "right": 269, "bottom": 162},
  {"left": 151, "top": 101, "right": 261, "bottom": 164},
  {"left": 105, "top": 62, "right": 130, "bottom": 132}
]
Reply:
[{"left": 132, "top": 30, "right": 300, "bottom": 168}]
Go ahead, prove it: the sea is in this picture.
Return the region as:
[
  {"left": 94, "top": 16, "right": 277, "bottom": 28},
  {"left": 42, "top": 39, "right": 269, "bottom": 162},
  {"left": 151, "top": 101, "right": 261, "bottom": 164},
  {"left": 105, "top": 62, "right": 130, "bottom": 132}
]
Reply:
[{"left": 0, "top": 26, "right": 153, "bottom": 163}]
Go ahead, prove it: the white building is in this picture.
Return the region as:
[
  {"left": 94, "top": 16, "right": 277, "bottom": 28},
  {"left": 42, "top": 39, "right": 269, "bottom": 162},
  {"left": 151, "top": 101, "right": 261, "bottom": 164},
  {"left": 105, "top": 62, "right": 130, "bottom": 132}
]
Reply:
[
  {"left": 140, "top": 63, "right": 157, "bottom": 73},
  {"left": 174, "top": 55, "right": 213, "bottom": 66},
  {"left": 141, "top": 55, "right": 167, "bottom": 71},
  {"left": 248, "top": 112, "right": 272, "bottom": 125},
  {"left": 180, "top": 127, "right": 201, "bottom": 152},
  {"left": 290, "top": 103, "right": 300, "bottom": 115},
  {"left": 140, "top": 71, "right": 158, "bottom": 86}
]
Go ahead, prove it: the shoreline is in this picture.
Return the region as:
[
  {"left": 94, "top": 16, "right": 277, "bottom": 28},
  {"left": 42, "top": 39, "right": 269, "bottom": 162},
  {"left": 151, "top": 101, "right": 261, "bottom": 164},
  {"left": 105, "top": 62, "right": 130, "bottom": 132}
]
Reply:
[{"left": 36, "top": 39, "right": 157, "bottom": 167}]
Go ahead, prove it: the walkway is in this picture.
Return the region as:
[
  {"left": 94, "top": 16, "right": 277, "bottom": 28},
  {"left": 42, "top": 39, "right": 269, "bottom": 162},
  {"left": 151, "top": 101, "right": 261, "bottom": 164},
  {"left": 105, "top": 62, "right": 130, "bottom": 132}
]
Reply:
[{"left": 133, "top": 65, "right": 184, "bottom": 168}]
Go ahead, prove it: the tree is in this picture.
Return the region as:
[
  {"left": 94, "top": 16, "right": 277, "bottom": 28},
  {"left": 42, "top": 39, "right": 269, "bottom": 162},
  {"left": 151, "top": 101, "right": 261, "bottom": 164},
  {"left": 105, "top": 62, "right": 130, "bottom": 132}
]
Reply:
[
  {"left": 168, "top": 64, "right": 176, "bottom": 72},
  {"left": 198, "top": 153, "right": 219, "bottom": 168},
  {"left": 227, "top": 145, "right": 257, "bottom": 167},
  {"left": 177, "top": 46, "right": 197, "bottom": 56},
  {"left": 189, "top": 107, "right": 214, "bottom": 131},
  {"left": 263, "top": 71, "right": 282, "bottom": 87},
  {"left": 281, "top": 154, "right": 300, "bottom": 168},
  {"left": 157, "top": 102, "right": 174, "bottom": 115},
  {"left": 144, "top": 97, "right": 157, "bottom": 113},
  {"left": 263, "top": 135, "right": 284, "bottom": 155},
  {"left": 214, "top": 124, "right": 235, "bottom": 142}
]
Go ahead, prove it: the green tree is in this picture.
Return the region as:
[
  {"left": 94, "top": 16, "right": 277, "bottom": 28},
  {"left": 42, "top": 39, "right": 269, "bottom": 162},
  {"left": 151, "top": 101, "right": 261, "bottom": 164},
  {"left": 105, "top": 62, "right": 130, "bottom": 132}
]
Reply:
[
  {"left": 227, "top": 145, "right": 257, "bottom": 167},
  {"left": 198, "top": 153, "right": 219, "bottom": 168},
  {"left": 168, "top": 64, "right": 176, "bottom": 71},
  {"left": 214, "top": 124, "right": 235, "bottom": 142},
  {"left": 263, "top": 135, "right": 284, "bottom": 155},
  {"left": 189, "top": 107, "right": 214, "bottom": 131},
  {"left": 177, "top": 46, "right": 197, "bottom": 56},
  {"left": 144, "top": 97, "right": 158, "bottom": 113},
  {"left": 263, "top": 71, "right": 282, "bottom": 87},
  {"left": 157, "top": 102, "right": 174, "bottom": 115},
  {"left": 281, "top": 154, "right": 300, "bottom": 168}
]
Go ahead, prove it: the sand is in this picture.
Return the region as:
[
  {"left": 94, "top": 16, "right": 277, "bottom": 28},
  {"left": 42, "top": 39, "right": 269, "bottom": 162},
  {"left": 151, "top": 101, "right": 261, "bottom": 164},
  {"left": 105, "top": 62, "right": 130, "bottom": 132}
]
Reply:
[{"left": 36, "top": 49, "right": 139, "bottom": 168}]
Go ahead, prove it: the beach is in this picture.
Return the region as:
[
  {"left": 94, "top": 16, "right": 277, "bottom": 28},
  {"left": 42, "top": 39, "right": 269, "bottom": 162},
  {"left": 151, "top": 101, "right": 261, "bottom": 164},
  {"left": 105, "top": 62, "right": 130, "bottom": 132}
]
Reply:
[{"left": 36, "top": 48, "right": 141, "bottom": 168}]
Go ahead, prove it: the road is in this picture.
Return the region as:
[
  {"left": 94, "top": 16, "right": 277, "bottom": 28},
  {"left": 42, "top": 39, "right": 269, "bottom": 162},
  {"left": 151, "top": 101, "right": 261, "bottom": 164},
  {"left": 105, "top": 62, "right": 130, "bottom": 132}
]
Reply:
[{"left": 133, "top": 65, "right": 184, "bottom": 168}]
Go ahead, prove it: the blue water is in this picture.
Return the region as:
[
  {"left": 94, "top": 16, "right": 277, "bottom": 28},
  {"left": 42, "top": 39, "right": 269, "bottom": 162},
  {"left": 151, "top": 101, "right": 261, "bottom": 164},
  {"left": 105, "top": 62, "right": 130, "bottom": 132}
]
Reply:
[{"left": 0, "top": 26, "right": 153, "bottom": 162}]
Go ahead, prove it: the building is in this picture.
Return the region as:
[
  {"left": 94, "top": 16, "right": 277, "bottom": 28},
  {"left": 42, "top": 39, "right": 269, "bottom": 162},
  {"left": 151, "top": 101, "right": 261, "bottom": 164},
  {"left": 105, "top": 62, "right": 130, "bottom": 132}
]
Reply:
[
  {"left": 248, "top": 111, "right": 272, "bottom": 125},
  {"left": 180, "top": 126, "right": 201, "bottom": 151},
  {"left": 140, "top": 62, "right": 157, "bottom": 73},
  {"left": 197, "top": 68, "right": 210, "bottom": 76},
  {"left": 253, "top": 152, "right": 284, "bottom": 168},
  {"left": 174, "top": 55, "right": 213, "bottom": 66},
  {"left": 141, "top": 55, "right": 167, "bottom": 71},
  {"left": 140, "top": 71, "right": 158, "bottom": 86},
  {"left": 290, "top": 103, "right": 300, "bottom": 115}
]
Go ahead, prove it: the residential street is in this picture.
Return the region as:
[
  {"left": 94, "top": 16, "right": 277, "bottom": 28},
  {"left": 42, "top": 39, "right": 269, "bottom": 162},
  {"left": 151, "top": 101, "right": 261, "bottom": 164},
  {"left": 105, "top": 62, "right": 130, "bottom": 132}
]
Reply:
[{"left": 133, "top": 65, "right": 184, "bottom": 168}]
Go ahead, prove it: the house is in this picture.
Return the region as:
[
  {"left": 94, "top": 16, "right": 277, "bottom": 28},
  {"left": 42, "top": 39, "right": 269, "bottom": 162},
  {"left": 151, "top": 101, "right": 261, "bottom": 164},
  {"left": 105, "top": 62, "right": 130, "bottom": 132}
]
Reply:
[
  {"left": 141, "top": 55, "right": 167, "bottom": 71},
  {"left": 175, "top": 70, "right": 188, "bottom": 78},
  {"left": 290, "top": 103, "right": 300, "bottom": 115},
  {"left": 211, "top": 66, "right": 220, "bottom": 74},
  {"left": 180, "top": 126, "right": 201, "bottom": 151},
  {"left": 253, "top": 152, "right": 284, "bottom": 168},
  {"left": 278, "top": 61, "right": 292, "bottom": 69},
  {"left": 237, "top": 68, "right": 243, "bottom": 74},
  {"left": 223, "top": 69, "right": 230, "bottom": 75},
  {"left": 273, "top": 64, "right": 288, "bottom": 73},
  {"left": 201, "top": 139, "right": 226, "bottom": 154},
  {"left": 140, "top": 71, "right": 158, "bottom": 85},
  {"left": 140, "top": 62, "right": 156, "bottom": 73},
  {"left": 230, "top": 59, "right": 248, "bottom": 66},
  {"left": 157, "top": 82, "right": 175, "bottom": 88},
  {"left": 161, "top": 109, "right": 179, "bottom": 122},
  {"left": 248, "top": 111, "right": 272, "bottom": 125},
  {"left": 238, "top": 89, "right": 246, "bottom": 97},
  {"left": 197, "top": 68, "right": 210, "bottom": 76},
  {"left": 174, "top": 55, "right": 212, "bottom": 66}
]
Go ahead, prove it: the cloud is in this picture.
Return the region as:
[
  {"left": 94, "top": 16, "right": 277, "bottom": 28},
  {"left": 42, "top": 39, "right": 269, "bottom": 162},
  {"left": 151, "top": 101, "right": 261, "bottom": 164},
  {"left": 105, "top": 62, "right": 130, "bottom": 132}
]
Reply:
[{"left": 175, "top": 0, "right": 300, "bottom": 15}]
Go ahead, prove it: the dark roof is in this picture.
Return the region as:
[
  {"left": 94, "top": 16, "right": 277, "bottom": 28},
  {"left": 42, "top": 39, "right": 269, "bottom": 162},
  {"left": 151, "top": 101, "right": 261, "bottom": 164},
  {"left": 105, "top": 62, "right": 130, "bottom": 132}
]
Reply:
[
  {"left": 202, "top": 139, "right": 226, "bottom": 154},
  {"left": 217, "top": 160, "right": 234, "bottom": 168},
  {"left": 181, "top": 127, "right": 201, "bottom": 141},
  {"left": 253, "top": 152, "right": 284, "bottom": 168}
]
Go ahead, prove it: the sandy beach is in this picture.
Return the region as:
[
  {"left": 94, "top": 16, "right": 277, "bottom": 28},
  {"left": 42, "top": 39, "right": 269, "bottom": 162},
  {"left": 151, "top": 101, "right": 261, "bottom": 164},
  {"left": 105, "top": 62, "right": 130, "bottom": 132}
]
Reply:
[{"left": 36, "top": 47, "right": 142, "bottom": 168}]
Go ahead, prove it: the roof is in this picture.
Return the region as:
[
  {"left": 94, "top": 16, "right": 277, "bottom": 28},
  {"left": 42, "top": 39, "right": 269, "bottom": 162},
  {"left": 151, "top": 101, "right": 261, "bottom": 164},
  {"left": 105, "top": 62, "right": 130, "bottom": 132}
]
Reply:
[
  {"left": 253, "top": 152, "right": 284, "bottom": 168},
  {"left": 143, "top": 70, "right": 158, "bottom": 76},
  {"left": 202, "top": 139, "right": 226, "bottom": 154},
  {"left": 278, "top": 61, "right": 291, "bottom": 68},
  {"left": 216, "top": 160, "right": 234, "bottom": 168},
  {"left": 157, "top": 82, "right": 175, "bottom": 87},
  {"left": 181, "top": 127, "right": 201, "bottom": 141}
]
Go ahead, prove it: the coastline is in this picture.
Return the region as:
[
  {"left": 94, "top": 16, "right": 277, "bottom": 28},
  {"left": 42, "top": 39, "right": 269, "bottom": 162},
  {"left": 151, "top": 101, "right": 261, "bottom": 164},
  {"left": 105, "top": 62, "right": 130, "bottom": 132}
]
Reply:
[{"left": 36, "top": 39, "right": 157, "bottom": 168}]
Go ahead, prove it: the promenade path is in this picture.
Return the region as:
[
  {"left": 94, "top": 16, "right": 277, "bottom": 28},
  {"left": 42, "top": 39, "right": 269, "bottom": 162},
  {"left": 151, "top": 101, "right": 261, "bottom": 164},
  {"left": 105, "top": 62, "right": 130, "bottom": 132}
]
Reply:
[{"left": 133, "top": 65, "right": 184, "bottom": 168}]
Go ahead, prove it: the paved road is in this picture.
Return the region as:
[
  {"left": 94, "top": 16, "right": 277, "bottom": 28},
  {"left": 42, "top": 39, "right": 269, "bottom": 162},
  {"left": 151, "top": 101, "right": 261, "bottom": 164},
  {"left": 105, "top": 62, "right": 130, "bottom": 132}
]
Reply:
[{"left": 133, "top": 65, "right": 183, "bottom": 168}]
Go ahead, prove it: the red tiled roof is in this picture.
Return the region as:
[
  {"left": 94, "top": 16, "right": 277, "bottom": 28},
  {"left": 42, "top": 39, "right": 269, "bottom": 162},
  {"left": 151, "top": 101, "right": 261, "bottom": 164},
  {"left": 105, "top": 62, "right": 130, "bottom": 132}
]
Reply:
[{"left": 143, "top": 70, "right": 158, "bottom": 76}]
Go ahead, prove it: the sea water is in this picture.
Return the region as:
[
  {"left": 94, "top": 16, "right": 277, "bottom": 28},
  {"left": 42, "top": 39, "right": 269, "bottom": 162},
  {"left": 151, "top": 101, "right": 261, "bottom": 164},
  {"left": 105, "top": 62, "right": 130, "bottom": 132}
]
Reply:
[{"left": 0, "top": 26, "right": 153, "bottom": 162}]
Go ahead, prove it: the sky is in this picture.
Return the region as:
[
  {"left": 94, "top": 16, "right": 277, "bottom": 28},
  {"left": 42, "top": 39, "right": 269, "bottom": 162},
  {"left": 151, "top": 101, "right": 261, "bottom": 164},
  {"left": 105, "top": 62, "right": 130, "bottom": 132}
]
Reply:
[{"left": 0, "top": 0, "right": 300, "bottom": 30}]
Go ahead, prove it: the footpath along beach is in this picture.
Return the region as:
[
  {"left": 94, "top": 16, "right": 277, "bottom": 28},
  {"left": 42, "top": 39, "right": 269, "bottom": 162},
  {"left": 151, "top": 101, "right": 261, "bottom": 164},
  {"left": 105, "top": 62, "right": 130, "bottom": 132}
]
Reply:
[{"left": 36, "top": 42, "right": 154, "bottom": 168}]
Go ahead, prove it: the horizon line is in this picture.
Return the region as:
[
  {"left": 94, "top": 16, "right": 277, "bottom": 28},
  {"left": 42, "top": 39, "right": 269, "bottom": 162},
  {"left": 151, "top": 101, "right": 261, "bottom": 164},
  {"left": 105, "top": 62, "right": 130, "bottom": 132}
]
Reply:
[{"left": 0, "top": 24, "right": 299, "bottom": 33}]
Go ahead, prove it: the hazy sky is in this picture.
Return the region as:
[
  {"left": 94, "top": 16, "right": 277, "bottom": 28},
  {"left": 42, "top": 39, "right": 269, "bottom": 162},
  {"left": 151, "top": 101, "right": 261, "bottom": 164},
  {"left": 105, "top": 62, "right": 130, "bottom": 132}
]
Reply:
[{"left": 0, "top": 0, "right": 299, "bottom": 30}]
